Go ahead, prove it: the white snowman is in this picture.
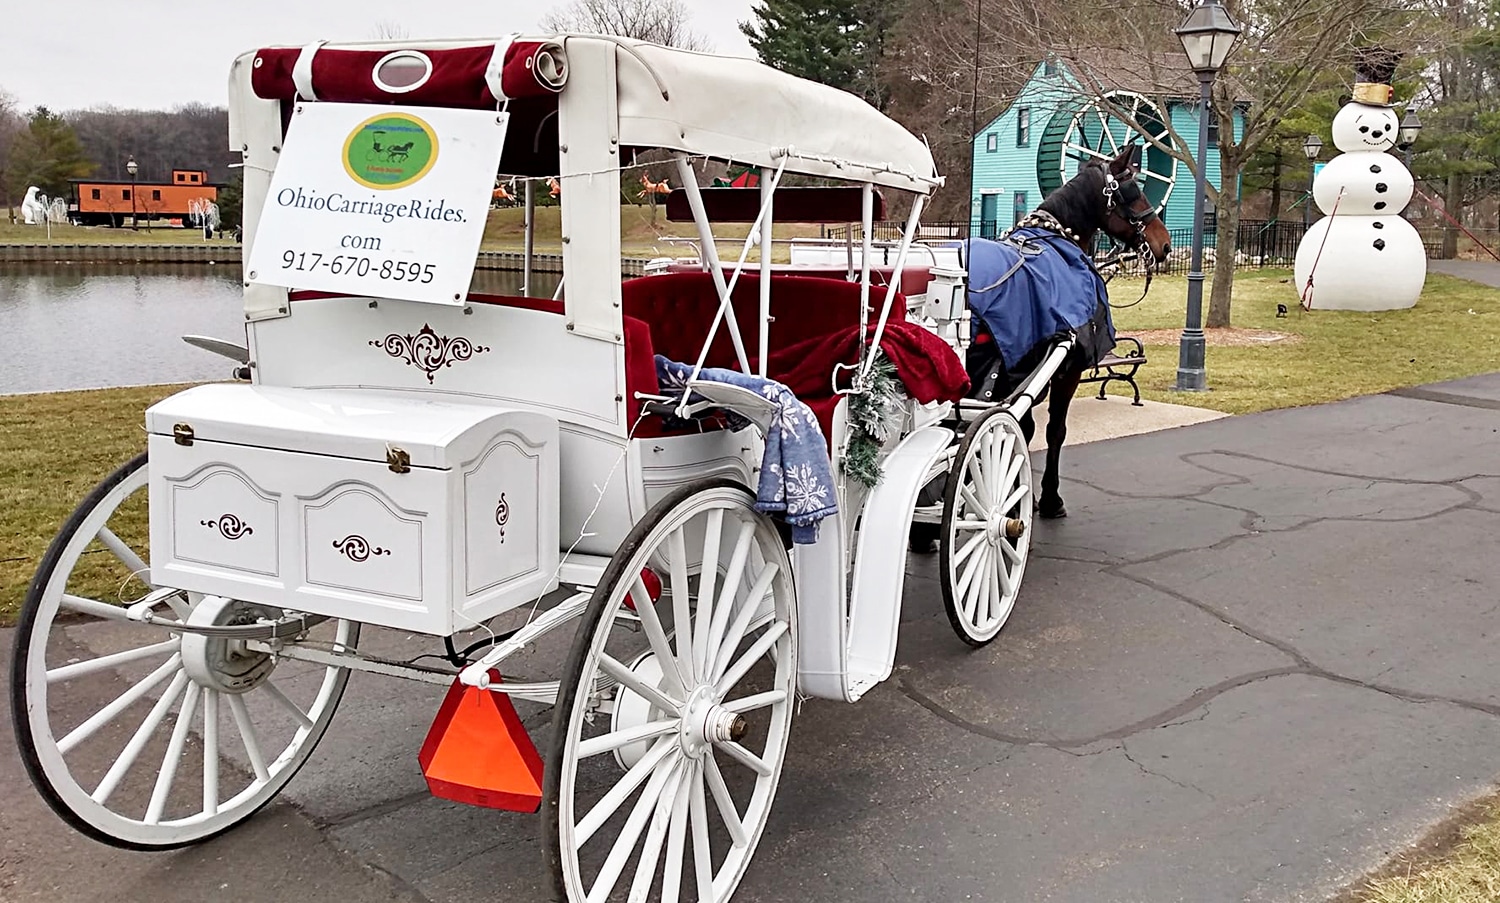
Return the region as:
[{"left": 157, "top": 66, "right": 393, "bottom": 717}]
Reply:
[{"left": 1293, "top": 55, "right": 1426, "bottom": 311}]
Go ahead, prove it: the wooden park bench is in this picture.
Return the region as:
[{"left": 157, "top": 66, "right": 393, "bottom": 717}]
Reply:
[{"left": 1080, "top": 335, "right": 1146, "bottom": 406}]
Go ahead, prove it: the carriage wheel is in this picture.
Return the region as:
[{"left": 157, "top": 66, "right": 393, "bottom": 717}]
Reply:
[
  {"left": 544, "top": 479, "right": 797, "bottom": 903},
  {"left": 12, "top": 453, "right": 358, "bottom": 849},
  {"left": 940, "top": 410, "right": 1034, "bottom": 647}
]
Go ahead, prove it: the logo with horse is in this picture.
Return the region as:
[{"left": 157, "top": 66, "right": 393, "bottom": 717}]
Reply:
[{"left": 343, "top": 112, "right": 439, "bottom": 189}]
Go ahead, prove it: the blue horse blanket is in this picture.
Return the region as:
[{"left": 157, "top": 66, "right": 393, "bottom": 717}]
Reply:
[{"left": 962, "top": 228, "right": 1115, "bottom": 371}]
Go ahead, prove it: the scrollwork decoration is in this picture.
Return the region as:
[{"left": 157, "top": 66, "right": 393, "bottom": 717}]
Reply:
[
  {"left": 369, "top": 323, "right": 490, "bottom": 384},
  {"left": 495, "top": 492, "right": 509, "bottom": 544},
  {"left": 201, "top": 514, "right": 253, "bottom": 540},
  {"left": 332, "top": 535, "right": 391, "bottom": 562}
]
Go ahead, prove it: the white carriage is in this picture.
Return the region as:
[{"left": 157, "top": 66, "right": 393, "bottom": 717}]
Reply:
[{"left": 13, "top": 34, "right": 1072, "bottom": 901}]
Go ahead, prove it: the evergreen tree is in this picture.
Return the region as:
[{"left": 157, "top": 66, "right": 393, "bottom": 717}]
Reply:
[
  {"left": 6, "top": 107, "right": 94, "bottom": 200},
  {"left": 740, "top": 1, "right": 898, "bottom": 108}
]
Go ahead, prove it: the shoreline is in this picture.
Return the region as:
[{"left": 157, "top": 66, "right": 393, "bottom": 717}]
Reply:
[{"left": 0, "top": 243, "right": 650, "bottom": 274}]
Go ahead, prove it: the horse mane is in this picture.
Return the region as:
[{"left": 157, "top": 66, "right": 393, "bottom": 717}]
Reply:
[{"left": 1037, "top": 162, "right": 1108, "bottom": 250}]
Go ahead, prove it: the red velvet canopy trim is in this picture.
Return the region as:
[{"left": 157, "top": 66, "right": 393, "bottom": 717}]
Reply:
[{"left": 250, "top": 41, "right": 563, "bottom": 108}]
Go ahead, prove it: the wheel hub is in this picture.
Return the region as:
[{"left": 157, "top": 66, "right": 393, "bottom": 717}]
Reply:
[
  {"left": 680, "top": 686, "right": 741, "bottom": 758},
  {"left": 181, "top": 596, "right": 281, "bottom": 693},
  {"left": 986, "top": 512, "right": 1026, "bottom": 545}
]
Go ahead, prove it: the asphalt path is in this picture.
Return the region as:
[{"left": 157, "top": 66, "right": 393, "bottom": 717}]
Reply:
[{"left": 6, "top": 374, "right": 1500, "bottom": 903}]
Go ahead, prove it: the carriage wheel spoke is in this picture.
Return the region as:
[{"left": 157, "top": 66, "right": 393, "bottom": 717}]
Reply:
[
  {"left": 58, "top": 653, "right": 182, "bottom": 755},
  {"left": 704, "top": 754, "right": 750, "bottom": 848},
  {"left": 954, "top": 544, "right": 988, "bottom": 611},
  {"left": 716, "top": 739, "right": 773, "bottom": 777},
  {"left": 1000, "top": 453, "right": 1024, "bottom": 503},
  {"left": 91, "top": 669, "right": 189, "bottom": 805},
  {"left": 47, "top": 639, "right": 179, "bottom": 684},
  {"left": 689, "top": 762, "right": 715, "bottom": 902},
  {"left": 969, "top": 436, "right": 993, "bottom": 505},
  {"left": 715, "top": 619, "right": 787, "bottom": 697},
  {"left": 999, "top": 536, "right": 1023, "bottom": 565},
  {"left": 588, "top": 756, "right": 683, "bottom": 903},
  {"left": 960, "top": 484, "right": 986, "bottom": 518},
  {"left": 995, "top": 546, "right": 1016, "bottom": 597},
  {"left": 60, "top": 593, "right": 132, "bottom": 622},
  {"left": 964, "top": 551, "right": 992, "bottom": 627},
  {"left": 260, "top": 680, "right": 313, "bottom": 729},
  {"left": 97, "top": 526, "right": 151, "bottom": 587},
  {"left": 954, "top": 530, "right": 987, "bottom": 568},
  {"left": 706, "top": 522, "right": 756, "bottom": 671},
  {"left": 631, "top": 577, "right": 688, "bottom": 698},
  {"left": 1001, "top": 483, "right": 1030, "bottom": 516},
  {"left": 145, "top": 682, "right": 201, "bottom": 824},
  {"left": 692, "top": 510, "right": 724, "bottom": 681},
  {"left": 203, "top": 689, "right": 220, "bottom": 816},
  {"left": 600, "top": 654, "right": 682, "bottom": 716},
  {"left": 626, "top": 759, "right": 688, "bottom": 903},
  {"left": 989, "top": 553, "right": 1007, "bottom": 618},
  {"left": 667, "top": 528, "right": 696, "bottom": 684},
  {"left": 722, "top": 689, "right": 786, "bottom": 714},
  {"left": 577, "top": 719, "right": 681, "bottom": 760},
  {"left": 954, "top": 518, "right": 986, "bottom": 532},
  {"left": 711, "top": 565, "right": 777, "bottom": 684},
  {"left": 577, "top": 738, "right": 677, "bottom": 847},
  {"left": 660, "top": 762, "right": 692, "bottom": 903},
  {"left": 227, "top": 693, "right": 270, "bottom": 783}
]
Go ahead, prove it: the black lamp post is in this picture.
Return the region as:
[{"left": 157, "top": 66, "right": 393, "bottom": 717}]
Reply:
[
  {"left": 1301, "top": 134, "right": 1322, "bottom": 228},
  {"left": 126, "top": 156, "right": 139, "bottom": 231},
  {"left": 1173, "top": 0, "right": 1241, "bottom": 393}
]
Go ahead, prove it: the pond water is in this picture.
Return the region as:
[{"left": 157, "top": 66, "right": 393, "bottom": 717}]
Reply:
[{"left": 0, "top": 265, "right": 559, "bottom": 395}]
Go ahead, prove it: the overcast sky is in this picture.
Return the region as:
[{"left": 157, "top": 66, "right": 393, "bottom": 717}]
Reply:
[{"left": 7, "top": 0, "right": 758, "bottom": 112}]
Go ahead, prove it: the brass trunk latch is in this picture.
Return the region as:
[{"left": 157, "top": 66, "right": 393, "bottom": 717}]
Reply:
[
  {"left": 173, "top": 423, "right": 195, "bottom": 446},
  {"left": 386, "top": 446, "right": 411, "bottom": 474}
]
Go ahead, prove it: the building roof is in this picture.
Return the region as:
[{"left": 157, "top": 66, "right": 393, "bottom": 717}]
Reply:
[{"left": 1052, "top": 49, "right": 1253, "bottom": 103}]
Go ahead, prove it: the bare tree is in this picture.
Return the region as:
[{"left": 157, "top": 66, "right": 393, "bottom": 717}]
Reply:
[
  {"left": 370, "top": 19, "right": 410, "bottom": 40},
  {"left": 542, "top": 0, "right": 710, "bottom": 51}
]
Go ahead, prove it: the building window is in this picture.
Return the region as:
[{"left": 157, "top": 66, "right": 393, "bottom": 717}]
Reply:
[
  {"left": 90, "top": 188, "right": 100, "bottom": 200},
  {"left": 122, "top": 189, "right": 131, "bottom": 200},
  {"left": 1208, "top": 117, "right": 1220, "bottom": 146},
  {"left": 1044, "top": 60, "right": 1058, "bottom": 77},
  {"left": 986, "top": 133, "right": 998, "bottom": 153},
  {"left": 1013, "top": 190, "right": 1029, "bottom": 226},
  {"left": 1017, "top": 108, "right": 1031, "bottom": 147},
  {"left": 190, "top": 173, "right": 199, "bottom": 183},
  {"left": 152, "top": 189, "right": 162, "bottom": 201}
]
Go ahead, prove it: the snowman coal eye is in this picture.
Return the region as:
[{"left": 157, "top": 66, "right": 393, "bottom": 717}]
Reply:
[{"left": 1359, "top": 126, "right": 1369, "bottom": 132}]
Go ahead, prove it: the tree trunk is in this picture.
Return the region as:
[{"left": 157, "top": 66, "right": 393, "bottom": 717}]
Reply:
[
  {"left": 1206, "top": 162, "right": 1241, "bottom": 328},
  {"left": 1441, "top": 172, "right": 1462, "bottom": 259}
]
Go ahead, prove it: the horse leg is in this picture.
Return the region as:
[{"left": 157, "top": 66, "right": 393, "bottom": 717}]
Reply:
[{"left": 1037, "top": 366, "right": 1081, "bottom": 519}]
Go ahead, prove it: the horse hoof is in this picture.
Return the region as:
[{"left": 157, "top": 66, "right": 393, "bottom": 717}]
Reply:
[{"left": 1038, "top": 500, "right": 1068, "bottom": 519}]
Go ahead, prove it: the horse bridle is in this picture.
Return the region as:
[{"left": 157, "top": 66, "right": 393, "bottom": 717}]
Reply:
[{"left": 1100, "top": 164, "right": 1163, "bottom": 303}]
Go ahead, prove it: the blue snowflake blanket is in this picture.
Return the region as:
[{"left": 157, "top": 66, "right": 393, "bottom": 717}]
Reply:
[
  {"left": 963, "top": 229, "right": 1115, "bottom": 370},
  {"left": 655, "top": 356, "right": 837, "bottom": 544}
]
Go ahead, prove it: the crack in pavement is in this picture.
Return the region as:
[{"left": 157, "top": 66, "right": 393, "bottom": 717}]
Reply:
[{"left": 1120, "top": 740, "right": 1216, "bottom": 801}]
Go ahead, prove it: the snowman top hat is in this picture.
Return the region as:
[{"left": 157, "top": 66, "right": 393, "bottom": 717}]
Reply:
[{"left": 1351, "top": 46, "right": 1402, "bottom": 107}]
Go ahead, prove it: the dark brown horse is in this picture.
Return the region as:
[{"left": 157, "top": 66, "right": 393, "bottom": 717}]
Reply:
[{"left": 972, "top": 144, "right": 1171, "bottom": 519}]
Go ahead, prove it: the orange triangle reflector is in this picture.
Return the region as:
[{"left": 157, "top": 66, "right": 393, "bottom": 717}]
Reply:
[{"left": 418, "top": 672, "right": 544, "bottom": 812}]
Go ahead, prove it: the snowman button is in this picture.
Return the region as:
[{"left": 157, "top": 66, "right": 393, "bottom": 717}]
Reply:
[
  {"left": 1374, "top": 201, "right": 1387, "bottom": 210},
  {"left": 1375, "top": 183, "right": 1388, "bottom": 193},
  {"left": 1370, "top": 164, "right": 1382, "bottom": 173},
  {"left": 1373, "top": 221, "right": 1385, "bottom": 229},
  {"left": 1373, "top": 238, "right": 1386, "bottom": 251}
]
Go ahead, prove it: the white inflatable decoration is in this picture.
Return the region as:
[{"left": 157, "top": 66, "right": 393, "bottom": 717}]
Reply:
[
  {"left": 1293, "top": 50, "right": 1426, "bottom": 311},
  {"left": 20, "top": 186, "right": 48, "bottom": 225}
]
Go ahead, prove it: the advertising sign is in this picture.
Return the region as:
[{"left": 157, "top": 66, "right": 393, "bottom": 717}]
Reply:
[{"left": 246, "top": 102, "right": 508, "bottom": 305}]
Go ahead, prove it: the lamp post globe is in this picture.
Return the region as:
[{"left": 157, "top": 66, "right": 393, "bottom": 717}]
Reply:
[
  {"left": 1173, "top": 0, "right": 1241, "bottom": 392},
  {"left": 126, "top": 156, "right": 139, "bottom": 231},
  {"left": 1398, "top": 108, "right": 1421, "bottom": 165}
]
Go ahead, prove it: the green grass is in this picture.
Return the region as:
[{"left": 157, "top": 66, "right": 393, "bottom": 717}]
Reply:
[
  {"left": 1107, "top": 269, "right": 1500, "bottom": 414},
  {"left": 0, "top": 220, "right": 234, "bottom": 244}
]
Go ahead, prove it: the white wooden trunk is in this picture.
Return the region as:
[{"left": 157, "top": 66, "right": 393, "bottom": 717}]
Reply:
[{"left": 145, "top": 384, "right": 559, "bottom": 635}]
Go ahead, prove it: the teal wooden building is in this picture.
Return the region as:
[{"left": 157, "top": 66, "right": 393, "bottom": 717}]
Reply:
[{"left": 971, "top": 56, "right": 1246, "bottom": 238}]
